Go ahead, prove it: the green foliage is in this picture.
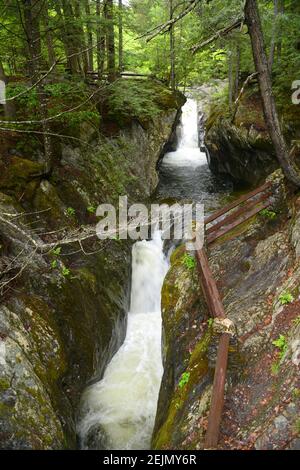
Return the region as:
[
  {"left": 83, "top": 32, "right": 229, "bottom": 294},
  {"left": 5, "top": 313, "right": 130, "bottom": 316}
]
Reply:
[
  {"left": 207, "top": 318, "right": 214, "bottom": 328},
  {"left": 260, "top": 209, "right": 277, "bottom": 220},
  {"left": 51, "top": 260, "right": 58, "bottom": 269},
  {"left": 107, "top": 80, "right": 166, "bottom": 126},
  {"left": 66, "top": 207, "right": 75, "bottom": 217},
  {"left": 178, "top": 372, "right": 190, "bottom": 389},
  {"left": 62, "top": 267, "right": 71, "bottom": 277},
  {"left": 87, "top": 206, "right": 96, "bottom": 214},
  {"left": 279, "top": 292, "right": 295, "bottom": 305},
  {"left": 182, "top": 253, "right": 196, "bottom": 270},
  {"left": 292, "top": 388, "right": 300, "bottom": 400},
  {"left": 271, "top": 334, "right": 288, "bottom": 374},
  {"left": 6, "top": 84, "right": 38, "bottom": 110},
  {"left": 51, "top": 247, "right": 62, "bottom": 256},
  {"left": 272, "top": 335, "right": 288, "bottom": 359},
  {"left": 271, "top": 361, "right": 280, "bottom": 376},
  {"left": 293, "top": 316, "right": 300, "bottom": 327}
]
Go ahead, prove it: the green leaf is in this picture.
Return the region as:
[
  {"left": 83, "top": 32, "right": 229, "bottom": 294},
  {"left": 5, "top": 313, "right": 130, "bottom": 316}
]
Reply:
[
  {"left": 66, "top": 207, "right": 75, "bottom": 217},
  {"left": 179, "top": 372, "right": 190, "bottom": 389},
  {"left": 87, "top": 206, "right": 96, "bottom": 214},
  {"left": 279, "top": 292, "right": 294, "bottom": 305},
  {"left": 62, "top": 267, "right": 71, "bottom": 277},
  {"left": 52, "top": 247, "right": 61, "bottom": 256},
  {"left": 182, "top": 253, "right": 196, "bottom": 270}
]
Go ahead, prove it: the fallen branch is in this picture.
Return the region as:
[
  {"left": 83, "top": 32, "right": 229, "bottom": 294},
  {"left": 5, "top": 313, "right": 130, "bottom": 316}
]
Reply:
[
  {"left": 137, "top": 0, "right": 200, "bottom": 42},
  {"left": 191, "top": 17, "right": 244, "bottom": 54},
  {"left": 231, "top": 72, "right": 258, "bottom": 123}
]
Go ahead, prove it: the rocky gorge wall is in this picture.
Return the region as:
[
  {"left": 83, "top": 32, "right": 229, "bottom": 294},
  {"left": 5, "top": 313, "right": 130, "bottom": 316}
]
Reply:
[
  {"left": 204, "top": 89, "right": 279, "bottom": 187},
  {"left": 153, "top": 171, "right": 300, "bottom": 450},
  {"left": 0, "top": 81, "right": 185, "bottom": 449}
]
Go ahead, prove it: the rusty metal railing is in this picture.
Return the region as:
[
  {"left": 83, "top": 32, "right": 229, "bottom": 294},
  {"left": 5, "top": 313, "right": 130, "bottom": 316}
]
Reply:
[{"left": 196, "top": 181, "right": 273, "bottom": 448}]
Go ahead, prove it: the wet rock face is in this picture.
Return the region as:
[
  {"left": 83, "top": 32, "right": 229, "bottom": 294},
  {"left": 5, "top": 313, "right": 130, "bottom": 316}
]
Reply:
[
  {"left": 0, "top": 96, "right": 182, "bottom": 449},
  {"left": 205, "top": 91, "right": 278, "bottom": 187},
  {"left": 154, "top": 172, "right": 300, "bottom": 450}
]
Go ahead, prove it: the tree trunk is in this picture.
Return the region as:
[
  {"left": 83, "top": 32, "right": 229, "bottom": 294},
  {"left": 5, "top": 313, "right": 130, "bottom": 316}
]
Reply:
[
  {"left": 268, "top": 0, "right": 279, "bottom": 71},
  {"left": 22, "top": 0, "right": 53, "bottom": 173},
  {"left": 104, "top": 0, "right": 116, "bottom": 82},
  {"left": 96, "top": 0, "right": 105, "bottom": 78},
  {"left": 84, "top": 0, "right": 94, "bottom": 72},
  {"left": 72, "top": 0, "right": 89, "bottom": 75},
  {"left": 43, "top": 1, "right": 56, "bottom": 69},
  {"left": 233, "top": 44, "right": 240, "bottom": 100},
  {"left": 169, "top": 0, "right": 176, "bottom": 90},
  {"left": 276, "top": 0, "right": 284, "bottom": 63},
  {"left": 228, "top": 50, "right": 233, "bottom": 107},
  {"left": 118, "top": 0, "right": 123, "bottom": 74},
  {"left": 56, "top": 1, "right": 80, "bottom": 74},
  {"left": 245, "top": 0, "right": 300, "bottom": 187}
]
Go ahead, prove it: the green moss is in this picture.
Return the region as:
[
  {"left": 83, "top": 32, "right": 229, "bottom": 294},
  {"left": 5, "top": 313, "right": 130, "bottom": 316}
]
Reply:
[
  {"left": 0, "top": 378, "right": 10, "bottom": 391},
  {"left": 107, "top": 79, "right": 184, "bottom": 128},
  {"left": 0, "top": 156, "right": 43, "bottom": 195},
  {"left": 33, "top": 180, "right": 73, "bottom": 229},
  {"left": 153, "top": 330, "right": 212, "bottom": 450}
]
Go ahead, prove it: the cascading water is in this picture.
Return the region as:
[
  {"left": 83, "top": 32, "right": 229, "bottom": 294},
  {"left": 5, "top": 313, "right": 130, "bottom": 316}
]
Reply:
[
  {"left": 78, "top": 231, "right": 169, "bottom": 450},
  {"left": 156, "top": 97, "right": 231, "bottom": 207},
  {"left": 78, "top": 96, "right": 230, "bottom": 451},
  {"left": 162, "top": 98, "right": 207, "bottom": 168}
]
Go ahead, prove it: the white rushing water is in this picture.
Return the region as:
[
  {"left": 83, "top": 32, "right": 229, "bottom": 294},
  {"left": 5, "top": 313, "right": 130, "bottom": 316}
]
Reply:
[
  {"left": 78, "top": 231, "right": 169, "bottom": 450},
  {"left": 78, "top": 97, "right": 205, "bottom": 450},
  {"left": 162, "top": 98, "right": 207, "bottom": 168}
]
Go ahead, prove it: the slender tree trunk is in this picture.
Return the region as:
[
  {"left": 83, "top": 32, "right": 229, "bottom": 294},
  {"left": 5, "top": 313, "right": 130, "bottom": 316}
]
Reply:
[
  {"left": 43, "top": 1, "right": 56, "bottom": 69},
  {"left": 84, "top": 0, "right": 94, "bottom": 72},
  {"left": 228, "top": 50, "right": 234, "bottom": 107},
  {"left": 72, "top": 0, "right": 89, "bottom": 75},
  {"left": 169, "top": 0, "right": 176, "bottom": 90},
  {"left": 96, "top": 0, "right": 105, "bottom": 78},
  {"left": 233, "top": 44, "right": 240, "bottom": 100},
  {"left": 22, "top": 0, "right": 53, "bottom": 173},
  {"left": 118, "top": 0, "right": 123, "bottom": 74},
  {"left": 104, "top": 0, "right": 116, "bottom": 82},
  {"left": 268, "top": 0, "right": 279, "bottom": 71},
  {"left": 245, "top": 0, "right": 300, "bottom": 187},
  {"left": 57, "top": 1, "right": 80, "bottom": 74},
  {"left": 277, "top": 0, "right": 284, "bottom": 63}
]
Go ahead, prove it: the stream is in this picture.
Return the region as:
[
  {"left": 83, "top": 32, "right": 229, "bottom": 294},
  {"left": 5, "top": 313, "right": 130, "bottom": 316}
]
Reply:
[{"left": 78, "top": 95, "right": 231, "bottom": 450}]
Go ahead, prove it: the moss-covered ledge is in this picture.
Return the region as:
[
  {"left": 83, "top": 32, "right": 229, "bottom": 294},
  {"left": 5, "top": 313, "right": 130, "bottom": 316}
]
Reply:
[{"left": 0, "top": 82, "right": 185, "bottom": 449}]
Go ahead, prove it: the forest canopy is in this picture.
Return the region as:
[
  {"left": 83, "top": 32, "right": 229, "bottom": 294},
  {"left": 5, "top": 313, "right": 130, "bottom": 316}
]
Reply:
[
  {"left": 0, "top": 0, "right": 300, "bottom": 182},
  {"left": 1, "top": 1, "right": 299, "bottom": 88}
]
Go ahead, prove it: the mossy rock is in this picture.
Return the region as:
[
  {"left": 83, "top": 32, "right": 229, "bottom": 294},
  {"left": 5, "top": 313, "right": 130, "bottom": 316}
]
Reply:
[
  {"left": 0, "top": 156, "right": 44, "bottom": 194},
  {"left": 33, "top": 180, "right": 74, "bottom": 229}
]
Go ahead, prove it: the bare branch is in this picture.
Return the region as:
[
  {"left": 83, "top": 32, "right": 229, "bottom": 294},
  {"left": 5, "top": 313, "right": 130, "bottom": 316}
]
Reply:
[
  {"left": 191, "top": 17, "right": 244, "bottom": 54},
  {"left": 231, "top": 71, "right": 258, "bottom": 123},
  {"left": 0, "top": 126, "right": 98, "bottom": 149},
  {"left": 5, "top": 60, "right": 59, "bottom": 102},
  {"left": 137, "top": 0, "right": 200, "bottom": 43}
]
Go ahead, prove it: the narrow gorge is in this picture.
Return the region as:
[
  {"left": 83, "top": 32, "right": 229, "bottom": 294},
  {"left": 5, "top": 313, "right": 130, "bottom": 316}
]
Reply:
[{"left": 0, "top": 0, "right": 299, "bottom": 457}]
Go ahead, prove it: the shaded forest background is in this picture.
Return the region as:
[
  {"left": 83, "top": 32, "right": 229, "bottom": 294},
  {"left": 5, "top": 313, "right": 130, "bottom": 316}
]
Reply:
[{"left": 0, "top": 0, "right": 299, "bottom": 174}]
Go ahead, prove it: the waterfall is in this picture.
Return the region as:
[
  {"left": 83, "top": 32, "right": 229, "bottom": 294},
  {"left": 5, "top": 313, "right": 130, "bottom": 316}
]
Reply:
[
  {"left": 78, "top": 96, "right": 224, "bottom": 451},
  {"left": 78, "top": 231, "right": 169, "bottom": 450},
  {"left": 162, "top": 98, "right": 207, "bottom": 168}
]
